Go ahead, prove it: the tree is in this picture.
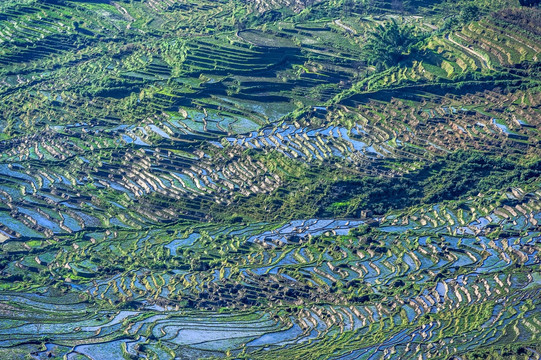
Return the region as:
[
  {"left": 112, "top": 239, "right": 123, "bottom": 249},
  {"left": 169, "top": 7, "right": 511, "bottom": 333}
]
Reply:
[
  {"left": 363, "top": 20, "right": 421, "bottom": 70},
  {"left": 460, "top": 4, "right": 480, "bottom": 23}
]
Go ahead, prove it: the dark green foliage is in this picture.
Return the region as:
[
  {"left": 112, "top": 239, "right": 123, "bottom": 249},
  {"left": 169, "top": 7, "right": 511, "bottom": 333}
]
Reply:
[
  {"left": 229, "top": 151, "right": 541, "bottom": 220},
  {"left": 325, "top": 151, "right": 541, "bottom": 216},
  {"left": 324, "top": 176, "right": 420, "bottom": 215},
  {"left": 460, "top": 4, "right": 481, "bottom": 23},
  {"left": 519, "top": 0, "right": 540, "bottom": 6},
  {"left": 420, "top": 151, "right": 541, "bottom": 203},
  {"left": 363, "top": 20, "right": 423, "bottom": 70},
  {"left": 466, "top": 345, "right": 541, "bottom": 359}
]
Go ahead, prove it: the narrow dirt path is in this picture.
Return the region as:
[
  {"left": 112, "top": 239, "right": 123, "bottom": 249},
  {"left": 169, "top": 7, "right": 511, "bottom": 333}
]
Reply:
[
  {"left": 446, "top": 33, "right": 492, "bottom": 70},
  {"left": 334, "top": 20, "right": 356, "bottom": 34}
]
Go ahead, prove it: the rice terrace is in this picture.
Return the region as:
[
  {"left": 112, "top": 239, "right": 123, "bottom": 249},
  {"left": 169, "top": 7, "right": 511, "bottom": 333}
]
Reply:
[{"left": 0, "top": 0, "right": 541, "bottom": 358}]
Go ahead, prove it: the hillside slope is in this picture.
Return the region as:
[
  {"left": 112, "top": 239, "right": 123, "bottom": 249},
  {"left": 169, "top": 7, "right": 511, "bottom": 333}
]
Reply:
[{"left": 0, "top": 0, "right": 540, "bottom": 359}]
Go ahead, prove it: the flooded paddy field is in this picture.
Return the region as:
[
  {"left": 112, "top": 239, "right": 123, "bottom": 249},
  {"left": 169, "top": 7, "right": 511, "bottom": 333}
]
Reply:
[
  {"left": 0, "top": 186, "right": 539, "bottom": 359},
  {"left": 1, "top": 0, "right": 541, "bottom": 358}
]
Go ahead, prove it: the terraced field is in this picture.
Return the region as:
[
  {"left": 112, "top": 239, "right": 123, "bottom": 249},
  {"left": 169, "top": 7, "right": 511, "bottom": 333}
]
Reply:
[{"left": 0, "top": 0, "right": 540, "bottom": 359}]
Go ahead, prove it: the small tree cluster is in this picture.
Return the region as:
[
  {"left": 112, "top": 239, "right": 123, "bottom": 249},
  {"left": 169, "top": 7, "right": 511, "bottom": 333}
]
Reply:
[{"left": 363, "top": 20, "right": 422, "bottom": 70}]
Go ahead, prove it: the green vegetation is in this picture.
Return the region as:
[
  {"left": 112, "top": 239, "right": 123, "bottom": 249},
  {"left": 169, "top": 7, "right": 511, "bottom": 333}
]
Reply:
[
  {"left": 0, "top": 0, "right": 540, "bottom": 358},
  {"left": 363, "top": 20, "right": 423, "bottom": 69},
  {"left": 220, "top": 150, "right": 541, "bottom": 220}
]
